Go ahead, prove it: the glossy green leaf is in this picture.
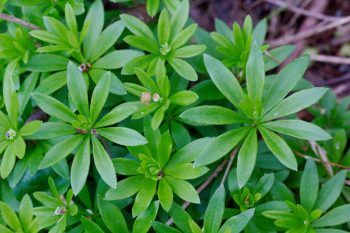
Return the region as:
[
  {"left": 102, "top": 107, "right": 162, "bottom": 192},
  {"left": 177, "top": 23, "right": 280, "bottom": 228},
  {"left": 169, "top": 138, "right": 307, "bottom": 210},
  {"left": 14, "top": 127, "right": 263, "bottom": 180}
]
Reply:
[
  {"left": 165, "top": 176, "right": 200, "bottom": 204},
  {"left": 195, "top": 127, "right": 250, "bottom": 167},
  {"left": 158, "top": 179, "right": 173, "bottom": 212},
  {"left": 312, "top": 204, "right": 350, "bottom": 227},
  {"left": 71, "top": 136, "right": 90, "bottom": 195},
  {"left": 262, "top": 120, "right": 331, "bottom": 141},
  {"left": 204, "top": 54, "right": 243, "bottom": 107},
  {"left": 180, "top": 105, "right": 246, "bottom": 125},
  {"left": 246, "top": 42, "right": 264, "bottom": 103},
  {"left": 259, "top": 127, "right": 297, "bottom": 171},
  {"left": 97, "top": 127, "right": 147, "bottom": 146},
  {"left": 90, "top": 72, "right": 111, "bottom": 124},
  {"left": 67, "top": 61, "right": 89, "bottom": 117},
  {"left": 204, "top": 185, "right": 225, "bottom": 233},
  {"left": 237, "top": 129, "right": 257, "bottom": 188},
  {"left": 92, "top": 136, "right": 117, "bottom": 188},
  {"left": 133, "top": 201, "right": 159, "bottom": 233},
  {"left": 300, "top": 159, "right": 319, "bottom": 212},
  {"left": 39, "top": 134, "right": 83, "bottom": 169}
]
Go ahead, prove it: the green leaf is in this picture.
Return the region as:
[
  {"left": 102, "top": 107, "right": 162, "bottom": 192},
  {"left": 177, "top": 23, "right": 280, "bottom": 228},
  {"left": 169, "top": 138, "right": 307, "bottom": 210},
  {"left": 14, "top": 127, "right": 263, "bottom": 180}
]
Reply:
[
  {"left": 35, "top": 71, "right": 67, "bottom": 95},
  {"left": 147, "top": 0, "right": 160, "bottom": 17},
  {"left": 237, "top": 128, "right": 258, "bottom": 188},
  {"left": 218, "top": 209, "right": 255, "bottom": 233},
  {"left": 113, "top": 158, "right": 139, "bottom": 175},
  {"left": 259, "top": 127, "right": 297, "bottom": 171},
  {"left": 120, "top": 14, "right": 156, "bottom": 41},
  {"left": 171, "top": 24, "right": 198, "bottom": 49},
  {"left": 81, "top": 217, "right": 104, "bottom": 233},
  {"left": 180, "top": 105, "right": 246, "bottom": 126},
  {"left": 65, "top": 3, "right": 78, "bottom": 35},
  {"left": 39, "top": 134, "right": 83, "bottom": 169},
  {"left": 263, "top": 87, "right": 328, "bottom": 121},
  {"left": 158, "top": 179, "right": 173, "bottom": 211},
  {"left": 89, "top": 20, "right": 125, "bottom": 62},
  {"left": 158, "top": 131, "right": 172, "bottom": 168},
  {"left": 92, "top": 136, "right": 117, "bottom": 188},
  {"left": 71, "top": 136, "right": 90, "bottom": 195},
  {"left": 32, "top": 93, "right": 76, "bottom": 123},
  {"left": 67, "top": 61, "right": 89, "bottom": 117},
  {"left": 28, "top": 122, "right": 76, "bottom": 140},
  {"left": 204, "top": 185, "right": 225, "bottom": 233},
  {"left": 158, "top": 10, "right": 171, "bottom": 44},
  {"left": 19, "top": 195, "right": 33, "bottom": 229},
  {"left": 195, "top": 127, "right": 250, "bottom": 167},
  {"left": 83, "top": 0, "right": 104, "bottom": 58},
  {"left": 24, "top": 54, "right": 69, "bottom": 72},
  {"left": 172, "top": 45, "right": 207, "bottom": 58},
  {"left": 105, "top": 175, "right": 145, "bottom": 200},
  {"left": 169, "top": 203, "right": 196, "bottom": 232},
  {"left": 314, "top": 170, "right": 346, "bottom": 212},
  {"left": 152, "top": 222, "right": 182, "bottom": 233},
  {"left": 13, "top": 136, "right": 26, "bottom": 159},
  {"left": 168, "top": 58, "right": 198, "bottom": 81},
  {"left": 1, "top": 144, "right": 16, "bottom": 178},
  {"left": 312, "top": 204, "right": 350, "bottom": 227},
  {"left": 98, "top": 199, "right": 129, "bottom": 233},
  {"left": 95, "top": 104, "right": 137, "bottom": 128},
  {"left": 253, "top": 18, "right": 267, "bottom": 45},
  {"left": 0, "top": 202, "right": 21, "bottom": 230},
  {"left": 170, "top": 0, "right": 189, "bottom": 34},
  {"left": 263, "top": 56, "right": 309, "bottom": 112},
  {"left": 165, "top": 163, "right": 208, "bottom": 180},
  {"left": 132, "top": 179, "right": 157, "bottom": 217},
  {"left": 90, "top": 72, "right": 111, "bottom": 124},
  {"left": 315, "top": 229, "right": 348, "bottom": 233},
  {"left": 124, "top": 35, "right": 159, "bottom": 53},
  {"left": 246, "top": 42, "right": 265, "bottom": 103},
  {"left": 300, "top": 159, "right": 319, "bottom": 212},
  {"left": 170, "top": 121, "right": 191, "bottom": 148},
  {"left": 169, "top": 90, "right": 198, "bottom": 106},
  {"left": 167, "top": 137, "right": 213, "bottom": 168},
  {"left": 3, "top": 62, "right": 18, "bottom": 128},
  {"left": 97, "top": 127, "right": 147, "bottom": 146},
  {"left": 19, "top": 120, "right": 42, "bottom": 136},
  {"left": 264, "top": 45, "right": 295, "bottom": 71},
  {"left": 133, "top": 201, "right": 159, "bottom": 233},
  {"left": 122, "top": 54, "right": 157, "bottom": 75},
  {"left": 262, "top": 120, "right": 331, "bottom": 141},
  {"left": 203, "top": 54, "right": 243, "bottom": 107},
  {"left": 93, "top": 50, "right": 144, "bottom": 69},
  {"left": 165, "top": 176, "right": 200, "bottom": 204}
]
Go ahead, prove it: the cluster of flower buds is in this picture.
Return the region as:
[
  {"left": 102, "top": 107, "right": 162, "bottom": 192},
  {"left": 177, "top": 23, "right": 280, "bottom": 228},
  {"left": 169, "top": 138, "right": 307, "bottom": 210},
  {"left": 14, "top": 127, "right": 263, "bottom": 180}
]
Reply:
[{"left": 140, "top": 92, "right": 161, "bottom": 105}]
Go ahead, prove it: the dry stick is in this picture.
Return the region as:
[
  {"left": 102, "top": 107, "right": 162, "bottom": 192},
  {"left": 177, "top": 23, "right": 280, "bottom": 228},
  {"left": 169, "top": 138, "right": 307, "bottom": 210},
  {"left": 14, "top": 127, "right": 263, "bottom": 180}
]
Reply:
[
  {"left": 263, "top": 0, "right": 337, "bottom": 22},
  {"left": 0, "top": 12, "right": 40, "bottom": 30},
  {"left": 310, "top": 54, "right": 350, "bottom": 65},
  {"left": 165, "top": 149, "right": 238, "bottom": 225},
  {"left": 269, "top": 15, "right": 350, "bottom": 47},
  {"left": 294, "top": 151, "right": 350, "bottom": 171},
  {"left": 220, "top": 148, "right": 238, "bottom": 186},
  {"left": 309, "top": 140, "right": 334, "bottom": 176}
]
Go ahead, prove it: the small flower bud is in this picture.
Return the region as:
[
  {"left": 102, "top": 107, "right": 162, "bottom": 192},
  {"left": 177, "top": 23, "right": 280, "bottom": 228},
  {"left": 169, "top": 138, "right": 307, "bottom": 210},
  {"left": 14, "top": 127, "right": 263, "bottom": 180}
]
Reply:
[
  {"left": 160, "top": 43, "right": 171, "bottom": 56},
  {"left": 79, "top": 63, "right": 91, "bottom": 72},
  {"left": 5, "top": 129, "right": 16, "bottom": 140},
  {"left": 152, "top": 93, "right": 160, "bottom": 102},
  {"left": 54, "top": 206, "right": 67, "bottom": 215},
  {"left": 141, "top": 92, "right": 151, "bottom": 105}
]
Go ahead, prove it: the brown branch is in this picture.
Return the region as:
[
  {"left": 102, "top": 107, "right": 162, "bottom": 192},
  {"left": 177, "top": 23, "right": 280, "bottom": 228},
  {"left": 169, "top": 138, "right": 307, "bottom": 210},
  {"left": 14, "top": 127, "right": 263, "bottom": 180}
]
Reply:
[
  {"left": 294, "top": 151, "right": 350, "bottom": 171},
  {"left": 220, "top": 148, "right": 238, "bottom": 185},
  {"left": 263, "top": 0, "right": 337, "bottom": 22},
  {"left": 269, "top": 15, "right": 350, "bottom": 47},
  {"left": 310, "top": 54, "right": 350, "bottom": 65},
  {"left": 0, "top": 12, "right": 40, "bottom": 30}
]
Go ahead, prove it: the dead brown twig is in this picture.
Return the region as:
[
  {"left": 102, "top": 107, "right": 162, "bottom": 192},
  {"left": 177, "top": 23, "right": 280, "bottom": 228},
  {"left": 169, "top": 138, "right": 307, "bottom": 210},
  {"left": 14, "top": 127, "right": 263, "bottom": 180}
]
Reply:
[
  {"left": 310, "top": 54, "right": 350, "bottom": 65},
  {"left": 0, "top": 12, "right": 40, "bottom": 30},
  {"left": 263, "top": 0, "right": 337, "bottom": 22},
  {"left": 269, "top": 15, "right": 350, "bottom": 47}
]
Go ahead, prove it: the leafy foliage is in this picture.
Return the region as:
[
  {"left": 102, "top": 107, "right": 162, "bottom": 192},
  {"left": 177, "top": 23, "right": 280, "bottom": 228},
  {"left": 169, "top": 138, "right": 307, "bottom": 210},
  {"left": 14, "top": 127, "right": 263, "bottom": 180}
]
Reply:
[{"left": 0, "top": 0, "right": 348, "bottom": 232}]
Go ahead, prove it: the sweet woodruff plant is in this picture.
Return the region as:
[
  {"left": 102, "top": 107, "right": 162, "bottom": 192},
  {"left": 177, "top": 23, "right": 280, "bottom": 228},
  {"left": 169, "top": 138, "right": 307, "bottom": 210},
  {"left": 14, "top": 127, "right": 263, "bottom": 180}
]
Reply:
[{"left": 0, "top": 0, "right": 348, "bottom": 233}]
